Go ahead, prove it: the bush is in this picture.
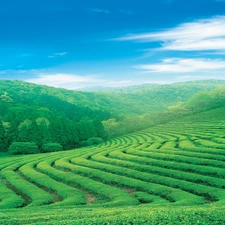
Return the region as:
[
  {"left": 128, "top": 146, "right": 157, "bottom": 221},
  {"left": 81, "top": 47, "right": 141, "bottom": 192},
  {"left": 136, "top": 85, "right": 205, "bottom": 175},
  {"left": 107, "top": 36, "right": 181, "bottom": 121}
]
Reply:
[
  {"left": 8, "top": 142, "right": 39, "bottom": 155},
  {"left": 80, "top": 137, "right": 103, "bottom": 147},
  {"left": 41, "top": 143, "right": 63, "bottom": 153}
]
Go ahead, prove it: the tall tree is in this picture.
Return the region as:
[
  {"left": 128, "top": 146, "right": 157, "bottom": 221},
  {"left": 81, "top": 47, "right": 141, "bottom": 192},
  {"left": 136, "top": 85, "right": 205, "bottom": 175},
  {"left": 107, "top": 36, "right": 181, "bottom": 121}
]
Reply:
[
  {"left": 38, "top": 120, "right": 51, "bottom": 147},
  {"left": 93, "top": 116, "right": 105, "bottom": 138},
  {"left": 77, "top": 118, "right": 96, "bottom": 141}
]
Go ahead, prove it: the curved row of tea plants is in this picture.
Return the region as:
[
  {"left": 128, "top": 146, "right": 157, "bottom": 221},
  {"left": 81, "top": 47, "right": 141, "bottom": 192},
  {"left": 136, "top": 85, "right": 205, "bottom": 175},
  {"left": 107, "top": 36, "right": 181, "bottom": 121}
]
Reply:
[{"left": 0, "top": 107, "right": 225, "bottom": 224}]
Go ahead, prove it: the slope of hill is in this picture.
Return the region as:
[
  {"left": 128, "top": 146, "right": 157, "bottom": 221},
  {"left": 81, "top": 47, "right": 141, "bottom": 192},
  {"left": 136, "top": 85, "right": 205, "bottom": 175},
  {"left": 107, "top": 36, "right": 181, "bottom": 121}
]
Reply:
[
  {"left": 1, "top": 79, "right": 225, "bottom": 117},
  {"left": 1, "top": 79, "right": 225, "bottom": 154},
  {"left": 0, "top": 106, "right": 225, "bottom": 224}
]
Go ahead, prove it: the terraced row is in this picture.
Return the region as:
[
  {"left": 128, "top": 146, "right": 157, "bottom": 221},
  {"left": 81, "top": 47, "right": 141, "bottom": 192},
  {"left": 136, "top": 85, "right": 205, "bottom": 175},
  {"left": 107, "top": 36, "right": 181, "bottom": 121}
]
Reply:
[{"left": 0, "top": 114, "right": 225, "bottom": 209}]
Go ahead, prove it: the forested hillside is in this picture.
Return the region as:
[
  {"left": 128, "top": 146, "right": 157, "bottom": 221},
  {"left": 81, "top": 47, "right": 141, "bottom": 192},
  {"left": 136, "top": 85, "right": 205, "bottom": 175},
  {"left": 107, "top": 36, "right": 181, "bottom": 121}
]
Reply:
[
  {"left": 103, "top": 84, "right": 225, "bottom": 137},
  {"left": 0, "top": 79, "right": 225, "bottom": 154}
]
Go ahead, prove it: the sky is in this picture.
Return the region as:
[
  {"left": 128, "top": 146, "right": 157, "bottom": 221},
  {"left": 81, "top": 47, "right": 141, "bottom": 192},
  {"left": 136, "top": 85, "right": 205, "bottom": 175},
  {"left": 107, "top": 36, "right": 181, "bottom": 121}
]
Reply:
[{"left": 0, "top": 0, "right": 225, "bottom": 89}]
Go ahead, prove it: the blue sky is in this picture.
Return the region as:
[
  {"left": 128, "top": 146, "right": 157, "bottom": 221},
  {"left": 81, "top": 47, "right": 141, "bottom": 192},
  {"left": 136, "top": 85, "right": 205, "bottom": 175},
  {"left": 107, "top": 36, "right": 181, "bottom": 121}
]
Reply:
[{"left": 1, "top": 0, "right": 225, "bottom": 89}]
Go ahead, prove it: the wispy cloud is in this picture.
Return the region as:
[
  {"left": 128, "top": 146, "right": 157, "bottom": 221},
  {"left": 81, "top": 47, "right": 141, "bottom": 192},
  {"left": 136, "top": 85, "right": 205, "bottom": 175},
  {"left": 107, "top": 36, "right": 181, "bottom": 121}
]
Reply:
[
  {"left": 25, "top": 72, "right": 167, "bottom": 89},
  {"left": 26, "top": 73, "right": 149, "bottom": 89},
  {"left": 48, "top": 52, "right": 69, "bottom": 58},
  {"left": 90, "top": 8, "right": 111, "bottom": 14},
  {"left": 55, "top": 52, "right": 69, "bottom": 56},
  {"left": 136, "top": 58, "right": 225, "bottom": 73},
  {"left": 26, "top": 73, "right": 103, "bottom": 89},
  {"left": 116, "top": 16, "right": 225, "bottom": 52}
]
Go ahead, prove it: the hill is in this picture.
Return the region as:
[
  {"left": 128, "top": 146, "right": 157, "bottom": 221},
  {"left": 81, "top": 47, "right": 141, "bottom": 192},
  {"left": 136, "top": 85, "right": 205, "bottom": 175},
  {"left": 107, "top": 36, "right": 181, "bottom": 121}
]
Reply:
[
  {"left": 0, "top": 79, "right": 225, "bottom": 153},
  {"left": 1, "top": 79, "right": 225, "bottom": 117},
  {"left": 0, "top": 105, "right": 225, "bottom": 224}
]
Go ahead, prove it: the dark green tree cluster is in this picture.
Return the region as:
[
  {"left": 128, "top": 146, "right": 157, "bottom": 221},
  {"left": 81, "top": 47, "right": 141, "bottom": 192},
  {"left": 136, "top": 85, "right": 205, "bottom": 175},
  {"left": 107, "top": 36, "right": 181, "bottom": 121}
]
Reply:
[{"left": 0, "top": 107, "right": 106, "bottom": 154}]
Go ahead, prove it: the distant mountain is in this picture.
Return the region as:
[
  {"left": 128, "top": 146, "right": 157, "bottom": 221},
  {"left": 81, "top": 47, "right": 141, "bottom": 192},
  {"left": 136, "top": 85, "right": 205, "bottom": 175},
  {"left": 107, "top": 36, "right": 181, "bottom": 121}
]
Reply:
[{"left": 1, "top": 79, "right": 225, "bottom": 117}]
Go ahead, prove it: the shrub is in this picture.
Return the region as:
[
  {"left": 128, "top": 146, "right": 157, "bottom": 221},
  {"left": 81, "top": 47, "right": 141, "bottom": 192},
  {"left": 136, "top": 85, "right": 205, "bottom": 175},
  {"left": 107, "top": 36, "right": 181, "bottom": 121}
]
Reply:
[
  {"left": 8, "top": 142, "right": 39, "bottom": 155},
  {"left": 41, "top": 143, "right": 63, "bottom": 153},
  {"left": 80, "top": 137, "right": 103, "bottom": 147}
]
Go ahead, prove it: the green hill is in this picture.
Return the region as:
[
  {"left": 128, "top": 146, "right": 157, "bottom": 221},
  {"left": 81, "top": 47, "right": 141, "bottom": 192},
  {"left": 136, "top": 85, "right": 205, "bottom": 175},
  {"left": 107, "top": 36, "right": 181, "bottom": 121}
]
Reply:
[
  {"left": 1, "top": 79, "right": 225, "bottom": 117},
  {"left": 0, "top": 79, "right": 225, "bottom": 154}
]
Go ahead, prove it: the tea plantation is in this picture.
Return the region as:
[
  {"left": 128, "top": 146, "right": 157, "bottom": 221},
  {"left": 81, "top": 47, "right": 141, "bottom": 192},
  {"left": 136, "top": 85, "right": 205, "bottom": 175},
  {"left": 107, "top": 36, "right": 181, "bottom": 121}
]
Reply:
[{"left": 0, "top": 107, "right": 225, "bottom": 224}]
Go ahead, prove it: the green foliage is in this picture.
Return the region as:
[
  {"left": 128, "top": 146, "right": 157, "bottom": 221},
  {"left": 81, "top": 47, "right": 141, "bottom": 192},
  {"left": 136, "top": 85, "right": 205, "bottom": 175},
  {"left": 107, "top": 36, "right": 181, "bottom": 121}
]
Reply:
[
  {"left": 8, "top": 142, "right": 39, "bottom": 155},
  {"left": 1, "top": 161, "right": 53, "bottom": 207},
  {"left": 0, "top": 181, "right": 24, "bottom": 209},
  {"left": 187, "top": 86, "right": 225, "bottom": 112},
  {"left": 80, "top": 137, "right": 103, "bottom": 147},
  {"left": 93, "top": 116, "right": 106, "bottom": 138},
  {"left": 20, "top": 158, "right": 86, "bottom": 206},
  {"left": 0, "top": 206, "right": 224, "bottom": 224},
  {"left": 41, "top": 143, "right": 63, "bottom": 152},
  {"left": 0, "top": 92, "right": 13, "bottom": 103},
  {"left": 0, "top": 80, "right": 109, "bottom": 154},
  {"left": 103, "top": 85, "right": 225, "bottom": 137}
]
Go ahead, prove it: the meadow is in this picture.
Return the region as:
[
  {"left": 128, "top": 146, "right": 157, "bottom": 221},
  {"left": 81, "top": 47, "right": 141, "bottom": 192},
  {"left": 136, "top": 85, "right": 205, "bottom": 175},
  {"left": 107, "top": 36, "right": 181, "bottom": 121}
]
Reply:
[{"left": 0, "top": 106, "right": 225, "bottom": 224}]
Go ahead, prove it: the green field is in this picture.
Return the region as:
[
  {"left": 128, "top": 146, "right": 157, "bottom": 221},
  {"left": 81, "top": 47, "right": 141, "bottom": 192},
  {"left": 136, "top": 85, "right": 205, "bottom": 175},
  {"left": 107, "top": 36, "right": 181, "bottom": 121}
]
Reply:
[{"left": 1, "top": 107, "right": 225, "bottom": 224}]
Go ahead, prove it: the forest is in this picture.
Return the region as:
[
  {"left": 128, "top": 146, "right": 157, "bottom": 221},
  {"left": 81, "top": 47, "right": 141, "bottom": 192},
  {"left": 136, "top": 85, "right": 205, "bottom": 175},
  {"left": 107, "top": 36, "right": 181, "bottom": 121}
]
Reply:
[{"left": 0, "top": 79, "right": 225, "bottom": 155}]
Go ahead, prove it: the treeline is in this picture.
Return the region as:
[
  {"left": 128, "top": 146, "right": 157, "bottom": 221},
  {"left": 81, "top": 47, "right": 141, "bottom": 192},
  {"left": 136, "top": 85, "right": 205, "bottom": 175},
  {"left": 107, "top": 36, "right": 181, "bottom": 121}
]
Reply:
[
  {"left": 103, "top": 86, "right": 225, "bottom": 137},
  {"left": 0, "top": 114, "right": 105, "bottom": 154},
  {"left": 0, "top": 95, "right": 106, "bottom": 154}
]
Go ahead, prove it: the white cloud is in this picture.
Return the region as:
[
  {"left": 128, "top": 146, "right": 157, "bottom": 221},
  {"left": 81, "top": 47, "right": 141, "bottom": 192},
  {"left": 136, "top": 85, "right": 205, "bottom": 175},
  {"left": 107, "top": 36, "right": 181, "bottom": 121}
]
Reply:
[
  {"left": 136, "top": 58, "right": 225, "bottom": 73},
  {"left": 116, "top": 16, "right": 225, "bottom": 52},
  {"left": 48, "top": 52, "right": 69, "bottom": 58},
  {"left": 26, "top": 73, "right": 152, "bottom": 89},
  {"left": 26, "top": 73, "right": 105, "bottom": 89},
  {"left": 178, "top": 75, "right": 192, "bottom": 79},
  {"left": 55, "top": 52, "right": 69, "bottom": 56}
]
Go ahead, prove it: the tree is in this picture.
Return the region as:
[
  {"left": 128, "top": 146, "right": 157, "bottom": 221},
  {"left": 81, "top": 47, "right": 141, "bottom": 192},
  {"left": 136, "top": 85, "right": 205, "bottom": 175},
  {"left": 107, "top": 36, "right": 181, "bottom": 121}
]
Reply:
[
  {"left": 17, "top": 120, "right": 42, "bottom": 146},
  {"left": 93, "top": 116, "right": 106, "bottom": 138},
  {"left": 41, "top": 143, "right": 63, "bottom": 153},
  {"left": 49, "top": 117, "right": 68, "bottom": 149},
  {"left": 187, "top": 92, "right": 213, "bottom": 112},
  {"left": 102, "top": 118, "right": 120, "bottom": 137},
  {"left": 5, "top": 121, "right": 19, "bottom": 150},
  {"left": 38, "top": 120, "right": 51, "bottom": 147},
  {"left": 77, "top": 118, "right": 96, "bottom": 141},
  {"left": 8, "top": 142, "right": 39, "bottom": 155}
]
